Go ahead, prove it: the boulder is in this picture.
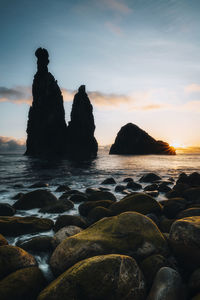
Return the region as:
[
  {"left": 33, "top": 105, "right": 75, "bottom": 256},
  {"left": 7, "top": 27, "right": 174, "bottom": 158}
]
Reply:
[
  {"left": 0, "top": 234, "right": 8, "bottom": 246},
  {"left": 54, "top": 215, "right": 87, "bottom": 231},
  {"left": 115, "top": 185, "right": 126, "bottom": 192},
  {"left": 147, "top": 267, "right": 185, "bottom": 300},
  {"left": 13, "top": 189, "right": 57, "bottom": 210},
  {"left": 183, "top": 188, "right": 200, "bottom": 204},
  {"left": 144, "top": 184, "right": 158, "bottom": 191},
  {"left": 176, "top": 208, "right": 200, "bottom": 219},
  {"left": 52, "top": 225, "right": 82, "bottom": 248},
  {"left": 29, "top": 182, "right": 49, "bottom": 188},
  {"left": 159, "top": 216, "right": 175, "bottom": 233},
  {"left": 25, "top": 47, "right": 68, "bottom": 157},
  {"left": 0, "top": 267, "right": 46, "bottom": 300},
  {"left": 126, "top": 181, "right": 142, "bottom": 190},
  {"left": 12, "top": 192, "right": 24, "bottom": 200},
  {"left": 55, "top": 184, "right": 70, "bottom": 192},
  {"left": 0, "top": 216, "right": 53, "bottom": 236},
  {"left": 87, "top": 206, "right": 113, "bottom": 223},
  {"left": 39, "top": 254, "right": 146, "bottom": 300},
  {"left": 16, "top": 236, "right": 53, "bottom": 252},
  {"left": 101, "top": 177, "right": 116, "bottom": 185},
  {"left": 67, "top": 85, "right": 98, "bottom": 159},
  {"left": 140, "top": 173, "right": 161, "bottom": 183},
  {"left": 0, "top": 245, "right": 37, "bottom": 279},
  {"left": 39, "top": 199, "right": 74, "bottom": 213},
  {"left": 109, "top": 123, "right": 176, "bottom": 155},
  {"left": 87, "top": 191, "right": 116, "bottom": 202},
  {"left": 50, "top": 212, "right": 168, "bottom": 276},
  {"left": 162, "top": 198, "right": 187, "bottom": 219},
  {"left": 123, "top": 177, "right": 133, "bottom": 183},
  {"left": 69, "top": 193, "right": 88, "bottom": 203},
  {"left": 79, "top": 200, "right": 113, "bottom": 217},
  {"left": 169, "top": 217, "right": 200, "bottom": 269},
  {"left": 85, "top": 187, "right": 101, "bottom": 194},
  {"left": 0, "top": 203, "right": 15, "bottom": 216},
  {"left": 158, "top": 183, "right": 171, "bottom": 193},
  {"left": 110, "top": 193, "right": 162, "bottom": 216},
  {"left": 189, "top": 268, "right": 200, "bottom": 295}
]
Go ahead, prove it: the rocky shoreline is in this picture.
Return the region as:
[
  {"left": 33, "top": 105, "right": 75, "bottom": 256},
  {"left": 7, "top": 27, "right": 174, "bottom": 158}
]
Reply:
[{"left": 0, "top": 172, "right": 200, "bottom": 299}]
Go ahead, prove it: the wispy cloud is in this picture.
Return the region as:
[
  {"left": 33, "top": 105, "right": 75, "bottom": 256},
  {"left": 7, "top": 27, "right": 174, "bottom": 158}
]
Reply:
[
  {"left": 102, "top": 0, "right": 132, "bottom": 14},
  {"left": 0, "top": 86, "right": 32, "bottom": 104},
  {"left": 0, "top": 136, "right": 25, "bottom": 152},
  {"left": 105, "top": 21, "right": 123, "bottom": 35},
  {"left": 185, "top": 83, "right": 200, "bottom": 93}
]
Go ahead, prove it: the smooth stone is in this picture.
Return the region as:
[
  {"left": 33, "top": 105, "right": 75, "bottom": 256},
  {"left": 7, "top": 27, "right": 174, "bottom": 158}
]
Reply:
[
  {"left": 139, "top": 173, "right": 161, "bottom": 183},
  {"left": 39, "top": 199, "right": 74, "bottom": 213},
  {"left": 159, "top": 216, "right": 175, "bottom": 233},
  {"left": 0, "top": 203, "right": 15, "bottom": 216},
  {"left": 79, "top": 200, "right": 113, "bottom": 217},
  {"left": 16, "top": 236, "right": 53, "bottom": 252},
  {"left": 0, "top": 267, "right": 46, "bottom": 300},
  {"left": 158, "top": 183, "right": 171, "bottom": 193},
  {"left": 0, "top": 216, "right": 53, "bottom": 236},
  {"left": 55, "top": 185, "right": 70, "bottom": 192},
  {"left": 87, "top": 206, "right": 113, "bottom": 223},
  {"left": 189, "top": 268, "right": 200, "bottom": 295},
  {"left": 0, "top": 245, "right": 37, "bottom": 279},
  {"left": 29, "top": 182, "right": 49, "bottom": 188},
  {"left": 115, "top": 185, "right": 126, "bottom": 192},
  {"left": 54, "top": 215, "right": 87, "bottom": 231},
  {"left": 13, "top": 189, "right": 57, "bottom": 210},
  {"left": 183, "top": 188, "right": 200, "bottom": 204},
  {"left": 145, "top": 191, "right": 159, "bottom": 197},
  {"left": 126, "top": 181, "right": 142, "bottom": 190},
  {"left": 101, "top": 177, "right": 116, "bottom": 185},
  {"left": 50, "top": 212, "right": 168, "bottom": 276},
  {"left": 162, "top": 198, "right": 187, "bottom": 219},
  {"left": 52, "top": 225, "right": 82, "bottom": 248},
  {"left": 144, "top": 184, "right": 158, "bottom": 191},
  {"left": 12, "top": 192, "right": 24, "bottom": 200},
  {"left": 123, "top": 177, "right": 133, "bottom": 183},
  {"left": 38, "top": 254, "right": 146, "bottom": 300},
  {"left": 87, "top": 191, "right": 116, "bottom": 202},
  {"left": 69, "top": 193, "right": 88, "bottom": 203},
  {"left": 176, "top": 208, "right": 200, "bottom": 219},
  {"left": 85, "top": 187, "right": 101, "bottom": 194},
  {"left": 0, "top": 234, "right": 8, "bottom": 246},
  {"left": 59, "top": 190, "right": 82, "bottom": 200},
  {"left": 147, "top": 267, "right": 185, "bottom": 300}
]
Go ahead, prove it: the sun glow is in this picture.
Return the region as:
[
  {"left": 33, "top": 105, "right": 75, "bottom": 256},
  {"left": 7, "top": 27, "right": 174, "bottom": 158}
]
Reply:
[{"left": 170, "top": 142, "right": 186, "bottom": 149}]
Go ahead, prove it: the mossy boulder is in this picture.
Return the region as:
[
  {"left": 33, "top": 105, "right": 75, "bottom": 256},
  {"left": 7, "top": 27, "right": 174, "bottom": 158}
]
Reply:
[
  {"left": 50, "top": 212, "right": 168, "bottom": 276},
  {"left": 0, "top": 234, "right": 8, "bottom": 246},
  {"left": 0, "top": 216, "right": 53, "bottom": 236},
  {"left": 54, "top": 215, "right": 87, "bottom": 232},
  {"left": 87, "top": 206, "right": 113, "bottom": 223},
  {"left": 79, "top": 200, "right": 113, "bottom": 217},
  {"left": 16, "top": 236, "right": 53, "bottom": 252},
  {"left": 0, "top": 267, "right": 46, "bottom": 300},
  {"left": 39, "top": 254, "right": 146, "bottom": 300},
  {"left": 110, "top": 193, "right": 162, "bottom": 216},
  {"left": 0, "top": 245, "right": 37, "bottom": 279},
  {"left": 13, "top": 189, "right": 57, "bottom": 210},
  {"left": 87, "top": 191, "right": 116, "bottom": 202},
  {"left": 147, "top": 267, "right": 184, "bottom": 300},
  {"left": 162, "top": 198, "right": 187, "bottom": 219},
  {"left": 140, "top": 254, "right": 168, "bottom": 288},
  {"left": 169, "top": 216, "right": 200, "bottom": 269},
  {"left": 159, "top": 216, "right": 175, "bottom": 233},
  {"left": 0, "top": 203, "right": 15, "bottom": 216},
  {"left": 52, "top": 225, "right": 82, "bottom": 249}
]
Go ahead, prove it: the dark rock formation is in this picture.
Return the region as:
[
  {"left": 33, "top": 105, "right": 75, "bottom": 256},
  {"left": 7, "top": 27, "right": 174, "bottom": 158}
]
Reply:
[
  {"left": 109, "top": 123, "right": 176, "bottom": 155},
  {"left": 25, "top": 48, "right": 67, "bottom": 156},
  {"left": 67, "top": 85, "right": 98, "bottom": 159}
]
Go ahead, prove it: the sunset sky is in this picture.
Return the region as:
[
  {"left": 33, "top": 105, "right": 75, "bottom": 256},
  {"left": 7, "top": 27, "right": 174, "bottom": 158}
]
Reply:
[{"left": 1, "top": 0, "right": 200, "bottom": 147}]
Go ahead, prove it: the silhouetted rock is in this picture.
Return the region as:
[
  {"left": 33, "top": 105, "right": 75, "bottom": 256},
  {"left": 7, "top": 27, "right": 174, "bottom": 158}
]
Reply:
[
  {"left": 109, "top": 123, "right": 176, "bottom": 155},
  {"left": 25, "top": 48, "right": 67, "bottom": 156},
  {"left": 67, "top": 85, "right": 98, "bottom": 159}
]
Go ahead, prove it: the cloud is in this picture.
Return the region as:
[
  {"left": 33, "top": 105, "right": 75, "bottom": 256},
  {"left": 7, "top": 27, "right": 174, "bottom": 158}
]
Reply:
[
  {"left": 184, "top": 84, "right": 200, "bottom": 93},
  {"left": 105, "top": 21, "right": 123, "bottom": 35},
  {"left": 0, "top": 86, "right": 32, "bottom": 105},
  {"left": 102, "top": 0, "right": 132, "bottom": 14},
  {"left": 0, "top": 136, "right": 25, "bottom": 152}
]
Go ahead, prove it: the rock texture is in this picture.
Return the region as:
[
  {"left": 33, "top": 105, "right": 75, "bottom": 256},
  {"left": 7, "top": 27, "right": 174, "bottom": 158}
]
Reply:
[
  {"left": 109, "top": 123, "right": 176, "bottom": 155},
  {"left": 67, "top": 85, "right": 98, "bottom": 159},
  {"left": 25, "top": 48, "right": 67, "bottom": 156}
]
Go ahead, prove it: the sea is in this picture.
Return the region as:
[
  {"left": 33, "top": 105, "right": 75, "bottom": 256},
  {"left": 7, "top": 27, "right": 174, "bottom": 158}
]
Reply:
[{"left": 0, "top": 146, "right": 200, "bottom": 278}]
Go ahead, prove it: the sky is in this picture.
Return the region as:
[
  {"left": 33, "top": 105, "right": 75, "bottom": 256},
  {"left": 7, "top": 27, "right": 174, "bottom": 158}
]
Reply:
[{"left": 0, "top": 0, "right": 200, "bottom": 147}]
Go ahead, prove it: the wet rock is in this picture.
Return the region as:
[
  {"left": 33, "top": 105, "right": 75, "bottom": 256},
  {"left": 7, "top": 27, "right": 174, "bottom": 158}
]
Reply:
[
  {"left": 87, "top": 191, "right": 116, "bottom": 202},
  {"left": 0, "top": 245, "right": 37, "bottom": 279},
  {"left": 188, "top": 172, "right": 200, "bottom": 187},
  {"left": 0, "top": 216, "right": 53, "bottom": 236},
  {"left": 147, "top": 267, "right": 185, "bottom": 300},
  {"left": 16, "top": 236, "right": 53, "bottom": 252},
  {"left": 110, "top": 193, "right": 162, "bottom": 216},
  {"left": 0, "top": 203, "right": 15, "bottom": 216},
  {"left": 158, "top": 183, "right": 171, "bottom": 193},
  {"left": 126, "top": 181, "right": 142, "bottom": 190},
  {"left": 79, "top": 200, "right": 113, "bottom": 217},
  {"left": 189, "top": 268, "right": 200, "bottom": 295},
  {"left": 145, "top": 191, "right": 159, "bottom": 197},
  {"left": 55, "top": 184, "right": 70, "bottom": 192},
  {"left": 52, "top": 225, "right": 82, "bottom": 248},
  {"left": 160, "top": 216, "right": 175, "bottom": 233},
  {"left": 176, "top": 208, "right": 200, "bottom": 219},
  {"left": 29, "top": 182, "right": 49, "bottom": 188},
  {"left": 13, "top": 189, "right": 57, "bottom": 210},
  {"left": 87, "top": 206, "right": 113, "bottom": 223},
  {"left": 0, "top": 234, "right": 8, "bottom": 246},
  {"left": 39, "top": 199, "right": 74, "bottom": 213},
  {"left": 85, "top": 187, "right": 101, "bottom": 194},
  {"left": 109, "top": 123, "right": 176, "bottom": 155},
  {"left": 123, "top": 177, "right": 133, "bottom": 183},
  {"left": 166, "top": 189, "right": 182, "bottom": 199},
  {"left": 12, "top": 192, "right": 24, "bottom": 200},
  {"left": 101, "top": 177, "right": 116, "bottom": 185},
  {"left": 140, "top": 254, "right": 168, "bottom": 287},
  {"left": 54, "top": 215, "right": 87, "bottom": 231},
  {"left": 59, "top": 189, "right": 81, "bottom": 200},
  {"left": 183, "top": 187, "right": 200, "bottom": 204},
  {"left": 69, "top": 193, "right": 88, "bottom": 203},
  {"left": 25, "top": 48, "right": 68, "bottom": 157},
  {"left": 146, "top": 213, "right": 160, "bottom": 227},
  {"left": 0, "top": 267, "right": 46, "bottom": 300},
  {"left": 39, "top": 254, "right": 146, "bottom": 300},
  {"left": 144, "top": 184, "right": 158, "bottom": 191},
  {"left": 50, "top": 212, "right": 168, "bottom": 276},
  {"left": 162, "top": 198, "right": 187, "bottom": 219},
  {"left": 176, "top": 172, "right": 188, "bottom": 185},
  {"left": 140, "top": 173, "right": 161, "bottom": 183},
  {"left": 115, "top": 185, "right": 126, "bottom": 192},
  {"left": 67, "top": 85, "right": 98, "bottom": 159},
  {"left": 169, "top": 216, "right": 200, "bottom": 269}
]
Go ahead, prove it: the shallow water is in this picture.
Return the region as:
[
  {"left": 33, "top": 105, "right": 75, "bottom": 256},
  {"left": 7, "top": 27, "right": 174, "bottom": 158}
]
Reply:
[{"left": 0, "top": 147, "right": 200, "bottom": 278}]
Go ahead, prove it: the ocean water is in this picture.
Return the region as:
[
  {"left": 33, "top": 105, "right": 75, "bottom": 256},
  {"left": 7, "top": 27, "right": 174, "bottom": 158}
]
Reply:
[{"left": 0, "top": 146, "right": 200, "bottom": 278}]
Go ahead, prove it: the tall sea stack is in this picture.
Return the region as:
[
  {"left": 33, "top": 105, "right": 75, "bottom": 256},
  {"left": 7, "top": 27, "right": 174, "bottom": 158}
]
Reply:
[
  {"left": 25, "top": 48, "right": 67, "bottom": 156},
  {"left": 67, "top": 85, "right": 98, "bottom": 159}
]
